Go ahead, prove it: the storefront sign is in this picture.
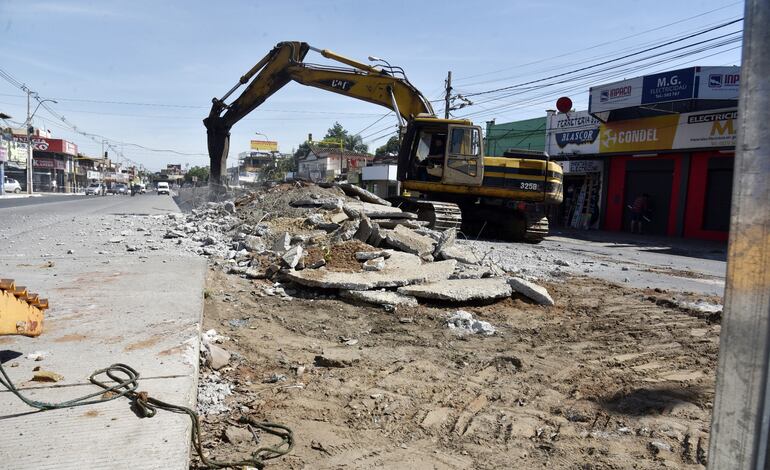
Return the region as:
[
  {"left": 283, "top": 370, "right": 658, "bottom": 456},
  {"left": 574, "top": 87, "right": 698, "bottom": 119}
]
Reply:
[
  {"left": 590, "top": 66, "right": 740, "bottom": 114},
  {"left": 673, "top": 108, "right": 738, "bottom": 149},
  {"left": 561, "top": 160, "right": 602, "bottom": 174},
  {"left": 11, "top": 136, "right": 78, "bottom": 155},
  {"left": 589, "top": 77, "right": 643, "bottom": 113},
  {"left": 33, "top": 158, "right": 67, "bottom": 170},
  {"left": 546, "top": 111, "right": 601, "bottom": 155},
  {"left": 697, "top": 66, "right": 740, "bottom": 100},
  {"left": 250, "top": 140, "right": 278, "bottom": 152},
  {"left": 641, "top": 68, "right": 695, "bottom": 104},
  {"left": 599, "top": 115, "right": 679, "bottom": 153},
  {"left": 87, "top": 170, "right": 101, "bottom": 179}
]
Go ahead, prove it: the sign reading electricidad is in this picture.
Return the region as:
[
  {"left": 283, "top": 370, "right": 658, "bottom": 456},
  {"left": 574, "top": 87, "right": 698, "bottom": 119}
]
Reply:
[{"left": 641, "top": 68, "right": 695, "bottom": 104}]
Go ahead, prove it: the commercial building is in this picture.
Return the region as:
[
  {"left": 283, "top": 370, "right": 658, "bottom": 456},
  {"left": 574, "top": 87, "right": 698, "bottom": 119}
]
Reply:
[{"left": 547, "top": 65, "right": 739, "bottom": 240}]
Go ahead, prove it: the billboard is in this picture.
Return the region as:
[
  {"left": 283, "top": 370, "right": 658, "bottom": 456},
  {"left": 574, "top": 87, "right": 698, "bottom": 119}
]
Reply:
[
  {"left": 10, "top": 136, "right": 78, "bottom": 155},
  {"left": 251, "top": 140, "right": 278, "bottom": 152},
  {"left": 589, "top": 66, "right": 740, "bottom": 114}
]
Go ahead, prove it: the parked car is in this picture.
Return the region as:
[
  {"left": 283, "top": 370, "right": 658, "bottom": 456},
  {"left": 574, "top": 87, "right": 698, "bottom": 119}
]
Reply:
[
  {"left": 85, "top": 182, "right": 104, "bottom": 196},
  {"left": 115, "top": 183, "right": 128, "bottom": 195},
  {"left": 156, "top": 182, "right": 170, "bottom": 195},
  {"left": 3, "top": 177, "right": 22, "bottom": 193}
]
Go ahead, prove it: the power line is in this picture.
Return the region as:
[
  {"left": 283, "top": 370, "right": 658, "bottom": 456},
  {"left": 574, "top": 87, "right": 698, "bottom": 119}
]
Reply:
[
  {"left": 456, "top": 32, "right": 742, "bottom": 119},
  {"left": 462, "top": 18, "right": 742, "bottom": 99},
  {"left": 453, "top": 2, "right": 743, "bottom": 83}
]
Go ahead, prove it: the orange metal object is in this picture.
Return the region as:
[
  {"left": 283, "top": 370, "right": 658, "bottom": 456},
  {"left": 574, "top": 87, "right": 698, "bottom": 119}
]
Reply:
[{"left": 0, "top": 278, "right": 46, "bottom": 337}]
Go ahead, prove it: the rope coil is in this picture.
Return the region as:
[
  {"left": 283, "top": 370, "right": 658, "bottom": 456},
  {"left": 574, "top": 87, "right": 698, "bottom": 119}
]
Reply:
[{"left": 0, "top": 361, "right": 293, "bottom": 469}]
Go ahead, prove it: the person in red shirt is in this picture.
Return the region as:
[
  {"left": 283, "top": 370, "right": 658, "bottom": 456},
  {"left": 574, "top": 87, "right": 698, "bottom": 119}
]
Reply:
[{"left": 630, "top": 193, "right": 651, "bottom": 234}]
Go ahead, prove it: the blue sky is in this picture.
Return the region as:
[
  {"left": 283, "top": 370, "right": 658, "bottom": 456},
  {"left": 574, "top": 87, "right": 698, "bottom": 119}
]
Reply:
[{"left": 0, "top": 0, "right": 744, "bottom": 170}]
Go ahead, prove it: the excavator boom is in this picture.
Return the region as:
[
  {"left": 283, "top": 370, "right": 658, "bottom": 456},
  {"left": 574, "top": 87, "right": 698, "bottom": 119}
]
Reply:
[{"left": 205, "top": 41, "right": 434, "bottom": 187}]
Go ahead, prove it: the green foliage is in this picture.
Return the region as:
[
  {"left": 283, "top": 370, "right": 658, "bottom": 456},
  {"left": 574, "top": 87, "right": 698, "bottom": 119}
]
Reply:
[
  {"left": 185, "top": 166, "right": 209, "bottom": 183},
  {"left": 375, "top": 135, "right": 400, "bottom": 157}
]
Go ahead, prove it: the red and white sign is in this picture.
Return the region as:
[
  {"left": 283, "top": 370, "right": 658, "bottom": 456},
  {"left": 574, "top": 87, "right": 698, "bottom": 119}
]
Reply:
[{"left": 12, "top": 136, "right": 78, "bottom": 155}]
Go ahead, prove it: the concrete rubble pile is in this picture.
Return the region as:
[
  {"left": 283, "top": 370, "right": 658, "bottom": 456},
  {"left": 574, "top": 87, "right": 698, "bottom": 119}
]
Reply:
[{"left": 165, "top": 182, "right": 555, "bottom": 308}]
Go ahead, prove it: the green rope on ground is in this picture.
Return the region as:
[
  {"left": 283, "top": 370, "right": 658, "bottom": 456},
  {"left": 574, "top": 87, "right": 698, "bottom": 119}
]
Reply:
[{"left": 0, "top": 361, "right": 293, "bottom": 469}]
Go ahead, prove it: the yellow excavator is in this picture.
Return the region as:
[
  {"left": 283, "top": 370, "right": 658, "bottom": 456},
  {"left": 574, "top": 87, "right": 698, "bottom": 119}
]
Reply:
[{"left": 205, "top": 41, "right": 563, "bottom": 241}]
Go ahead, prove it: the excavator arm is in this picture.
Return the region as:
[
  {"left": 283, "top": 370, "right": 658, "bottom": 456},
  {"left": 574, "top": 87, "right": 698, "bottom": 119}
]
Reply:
[{"left": 204, "top": 41, "right": 435, "bottom": 187}]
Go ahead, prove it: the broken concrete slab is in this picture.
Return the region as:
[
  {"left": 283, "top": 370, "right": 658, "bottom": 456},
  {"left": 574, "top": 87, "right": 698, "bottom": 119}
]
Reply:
[
  {"left": 376, "top": 219, "right": 430, "bottom": 229},
  {"left": 362, "top": 257, "right": 385, "bottom": 271},
  {"left": 329, "top": 212, "right": 349, "bottom": 224},
  {"left": 291, "top": 197, "right": 343, "bottom": 210},
  {"left": 355, "top": 250, "right": 391, "bottom": 261},
  {"left": 384, "top": 225, "right": 436, "bottom": 258},
  {"left": 433, "top": 228, "right": 457, "bottom": 257},
  {"left": 337, "top": 183, "right": 392, "bottom": 207},
  {"left": 284, "top": 251, "right": 456, "bottom": 290},
  {"left": 368, "top": 222, "right": 385, "bottom": 247},
  {"left": 272, "top": 232, "right": 291, "bottom": 253},
  {"left": 281, "top": 245, "right": 303, "bottom": 269},
  {"left": 207, "top": 343, "right": 231, "bottom": 370},
  {"left": 243, "top": 235, "right": 265, "bottom": 253},
  {"left": 439, "top": 244, "right": 480, "bottom": 264},
  {"left": 451, "top": 263, "right": 494, "bottom": 280},
  {"left": 354, "top": 216, "right": 374, "bottom": 243},
  {"left": 398, "top": 277, "right": 512, "bottom": 302},
  {"left": 507, "top": 277, "right": 555, "bottom": 306},
  {"left": 344, "top": 201, "right": 414, "bottom": 219},
  {"left": 340, "top": 289, "right": 419, "bottom": 307}
]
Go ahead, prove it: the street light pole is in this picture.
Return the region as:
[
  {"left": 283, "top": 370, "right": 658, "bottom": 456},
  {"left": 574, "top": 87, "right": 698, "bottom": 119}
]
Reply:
[{"left": 26, "top": 90, "right": 32, "bottom": 194}]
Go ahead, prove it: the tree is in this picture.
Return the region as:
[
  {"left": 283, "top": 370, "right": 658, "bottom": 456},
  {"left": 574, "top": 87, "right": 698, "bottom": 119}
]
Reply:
[
  {"left": 185, "top": 166, "right": 209, "bottom": 184},
  {"left": 375, "top": 135, "right": 400, "bottom": 157},
  {"left": 322, "top": 122, "right": 368, "bottom": 153}
]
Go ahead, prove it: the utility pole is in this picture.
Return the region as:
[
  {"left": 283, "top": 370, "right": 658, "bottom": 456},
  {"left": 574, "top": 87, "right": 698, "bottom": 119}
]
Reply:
[
  {"left": 444, "top": 71, "right": 452, "bottom": 119},
  {"left": 25, "top": 89, "right": 32, "bottom": 194},
  {"left": 708, "top": 0, "right": 770, "bottom": 468}
]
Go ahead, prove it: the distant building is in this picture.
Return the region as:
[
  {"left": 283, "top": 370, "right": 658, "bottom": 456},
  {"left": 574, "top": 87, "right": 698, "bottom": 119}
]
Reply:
[{"left": 297, "top": 145, "right": 372, "bottom": 182}]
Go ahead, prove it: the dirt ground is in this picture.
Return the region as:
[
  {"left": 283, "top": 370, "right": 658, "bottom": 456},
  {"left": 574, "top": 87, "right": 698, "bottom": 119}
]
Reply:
[{"left": 193, "top": 269, "right": 719, "bottom": 469}]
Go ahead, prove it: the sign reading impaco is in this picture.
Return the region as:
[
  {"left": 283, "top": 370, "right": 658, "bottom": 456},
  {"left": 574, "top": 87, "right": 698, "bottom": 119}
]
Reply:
[{"left": 250, "top": 140, "right": 278, "bottom": 152}]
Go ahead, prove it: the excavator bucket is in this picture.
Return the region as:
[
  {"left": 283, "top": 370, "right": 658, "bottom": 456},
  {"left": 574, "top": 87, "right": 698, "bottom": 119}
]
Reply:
[{"left": 0, "top": 278, "right": 46, "bottom": 337}]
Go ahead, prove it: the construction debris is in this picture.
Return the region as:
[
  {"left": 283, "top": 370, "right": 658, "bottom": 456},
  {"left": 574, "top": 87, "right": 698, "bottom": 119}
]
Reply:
[
  {"left": 446, "top": 310, "right": 496, "bottom": 336},
  {"left": 398, "top": 277, "right": 512, "bottom": 302},
  {"left": 167, "top": 182, "right": 556, "bottom": 311},
  {"left": 507, "top": 277, "right": 555, "bottom": 306},
  {"left": 340, "top": 289, "right": 419, "bottom": 307}
]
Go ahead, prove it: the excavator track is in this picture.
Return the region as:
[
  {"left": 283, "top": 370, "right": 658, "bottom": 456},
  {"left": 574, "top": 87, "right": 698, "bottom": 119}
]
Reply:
[
  {"left": 522, "top": 216, "right": 550, "bottom": 243},
  {"left": 392, "top": 198, "right": 463, "bottom": 231},
  {"left": 0, "top": 278, "right": 47, "bottom": 337}
]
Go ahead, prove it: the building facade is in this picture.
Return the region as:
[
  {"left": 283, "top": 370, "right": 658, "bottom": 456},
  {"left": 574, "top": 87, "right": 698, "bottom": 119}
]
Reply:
[{"left": 297, "top": 146, "right": 372, "bottom": 182}]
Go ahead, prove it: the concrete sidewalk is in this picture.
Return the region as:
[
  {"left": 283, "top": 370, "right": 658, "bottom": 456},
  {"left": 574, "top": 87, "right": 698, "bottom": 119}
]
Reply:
[{"left": 0, "top": 196, "right": 205, "bottom": 469}]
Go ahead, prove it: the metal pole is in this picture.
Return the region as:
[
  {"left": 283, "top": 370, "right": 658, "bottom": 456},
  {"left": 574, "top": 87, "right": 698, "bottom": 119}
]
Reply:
[
  {"left": 708, "top": 0, "right": 770, "bottom": 468},
  {"left": 444, "top": 71, "right": 452, "bottom": 119},
  {"left": 25, "top": 90, "right": 32, "bottom": 194}
]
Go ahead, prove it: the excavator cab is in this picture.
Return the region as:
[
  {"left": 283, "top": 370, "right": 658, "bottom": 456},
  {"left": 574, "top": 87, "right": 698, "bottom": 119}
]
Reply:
[{"left": 398, "top": 118, "right": 484, "bottom": 187}]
